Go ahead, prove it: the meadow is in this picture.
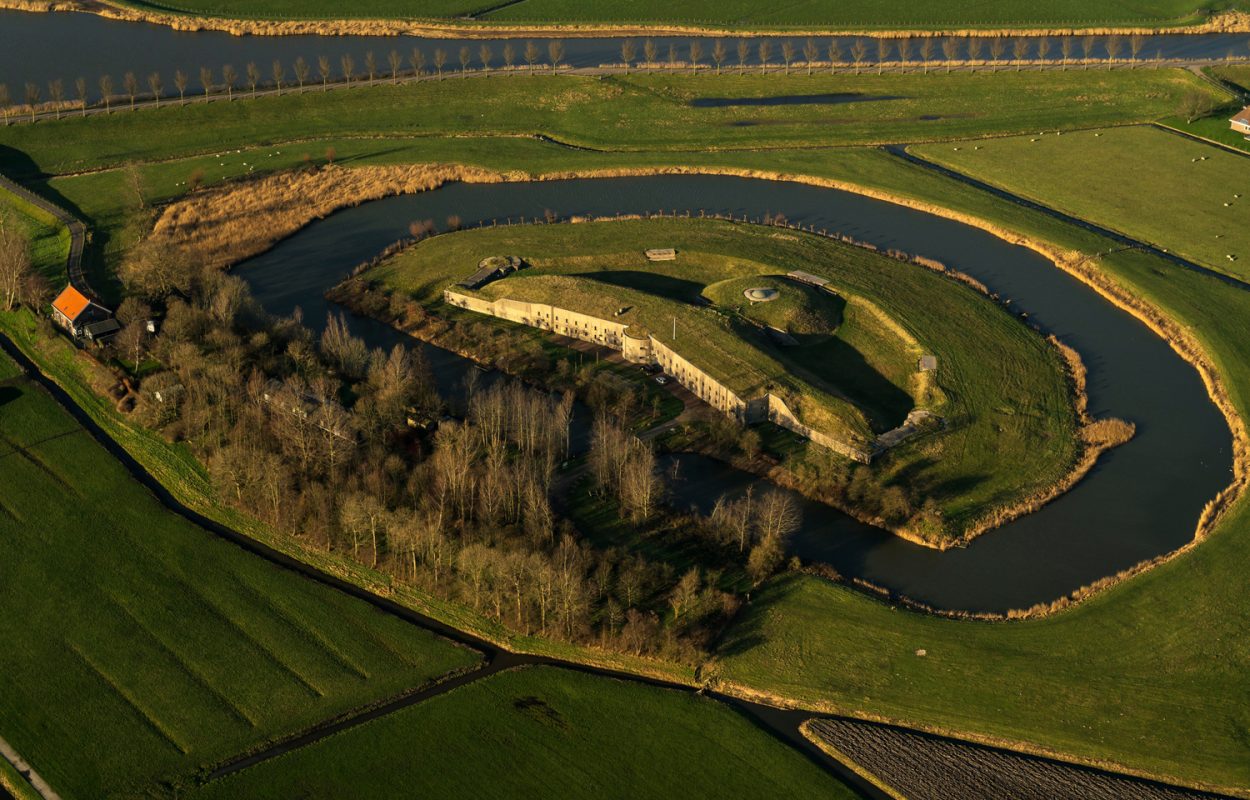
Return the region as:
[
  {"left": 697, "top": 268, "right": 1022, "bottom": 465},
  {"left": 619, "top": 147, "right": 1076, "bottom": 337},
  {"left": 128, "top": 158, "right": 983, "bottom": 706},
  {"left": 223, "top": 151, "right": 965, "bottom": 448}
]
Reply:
[
  {"left": 912, "top": 124, "right": 1250, "bottom": 281},
  {"left": 114, "top": 0, "right": 1243, "bottom": 29},
  {"left": 188, "top": 665, "right": 855, "bottom": 799},
  {"left": 0, "top": 372, "right": 481, "bottom": 799},
  {"left": 1, "top": 68, "right": 1248, "bottom": 793},
  {"left": 0, "top": 186, "right": 70, "bottom": 280}
]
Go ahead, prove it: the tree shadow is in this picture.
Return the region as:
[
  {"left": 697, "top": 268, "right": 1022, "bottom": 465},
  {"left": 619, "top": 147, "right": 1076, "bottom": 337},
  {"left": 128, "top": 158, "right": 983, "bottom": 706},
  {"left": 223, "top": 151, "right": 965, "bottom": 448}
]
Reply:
[
  {"left": 0, "top": 385, "right": 18, "bottom": 408},
  {"left": 576, "top": 270, "right": 705, "bottom": 304}
]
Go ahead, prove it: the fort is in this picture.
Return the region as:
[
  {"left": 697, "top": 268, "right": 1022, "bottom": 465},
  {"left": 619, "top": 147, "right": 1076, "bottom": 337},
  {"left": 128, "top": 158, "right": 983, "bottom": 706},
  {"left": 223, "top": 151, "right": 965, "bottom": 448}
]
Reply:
[{"left": 444, "top": 284, "right": 874, "bottom": 462}]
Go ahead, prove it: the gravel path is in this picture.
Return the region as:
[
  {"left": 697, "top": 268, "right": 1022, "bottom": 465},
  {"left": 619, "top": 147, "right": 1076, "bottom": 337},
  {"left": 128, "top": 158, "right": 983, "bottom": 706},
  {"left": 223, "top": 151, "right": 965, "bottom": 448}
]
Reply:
[{"left": 0, "top": 735, "right": 61, "bottom": 800}]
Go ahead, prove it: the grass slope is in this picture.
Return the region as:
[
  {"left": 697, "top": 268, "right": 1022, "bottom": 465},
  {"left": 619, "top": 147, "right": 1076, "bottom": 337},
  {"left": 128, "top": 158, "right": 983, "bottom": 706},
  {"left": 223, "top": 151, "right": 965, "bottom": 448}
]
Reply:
[
  {"left": 0, "top": 375, "right": 480, "bottom": 799},
  {"left": 372, "top": 217, "right": 1077, "bottom": 530},
  {"left": 116, "top": 0, "right": 1243, "bottom": 29},
  {"left": 189, "top": 665, "right": 856, "bottom": 799},
  {"left": 912, "top": 125, "right": 1250, "bottom": 281},
  {"left": 0, "top": 183, "right": 71, "bottom": 280},
  {"left": 0, "top": 70, "right": 1218, "bottom": 176}
]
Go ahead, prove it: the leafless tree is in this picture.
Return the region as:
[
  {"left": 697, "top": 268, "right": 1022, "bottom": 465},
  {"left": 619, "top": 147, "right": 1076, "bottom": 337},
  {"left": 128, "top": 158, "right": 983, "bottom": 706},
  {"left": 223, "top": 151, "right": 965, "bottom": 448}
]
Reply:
[
  {"left": 222, "top": 64, "right": 237, "bottom": 99},
  {"left": 712, "top": 39, "right": 726, "bottom": 74},
  {"left": 0, "top": 210, "right": 32, "bottom": 311},
  {"left": 524, "top": 41, "right": 539, "bottom": 73},
  {"left": 548, "top": 40, "right": 564, "bottom": 70},
  {"left": 0, "top": 84, "right": 9, "bottom": 125},
  {"left": 272, "top": 59, "right": 285, "bottom": 94},
  {"left": 1012, "top": 37, "right": 1028, "bottom": 71},
  {"left": 827, "top": 38, "right": 840, "bottom": 73},
  {"left": 174, "top": 69, "right": 188, "bottom": 103},
  {"left": 1106, "top": 34, "right": 1122, "bottom": 69},
  {"left": 669, "top": 568, "right": 700, "bottom": 621},
  {"left": 48, "top": 79, "right": 64, "bottom": 119},
  {"left": 967, "top": 37, "right": 983, "bottom": 65},
  {"left": 1130, "top": 33, "right": 1144, "bottom": 66},
  {"left": 758, "top": 39, "right": 772, "bottom": 74},
  {"left": 502, "top": 42, "right": 515, "bottom": 71},
  {"left": 1037, "top": 36, "right": 1052, "bottom": 66},
  {"left": 146, "top": 73, "right": 161, "bottom": 108},
  {"left": 124, "top": 71, "right": 138, "bottom": 109},
  {"left": 990, "top": 37, "right": 1006, "bottom": 67},
  {"left": 621, "top": 39, "right": 636, "bottom": 72},
  {"left": 478, "top": 44, "right": 492, "bottom": 74},
  {"left": 246, "top": 62, "right": 261, "bottom": 97},
  {"left": 876, "top": 37, "right": 889, "bottom": 74},
  {"left": 689, "top": 39, "right": 703, "bottom": 71},
  {"left": 667, "top": 41, "right": 677, "bottom": 66},
  {"left": 410, "top": 48, "right": 427, "bottom": 76},
  {"left": 1081, "top": 35, "right": 1095, "bottom": 69},
  {"left": 340, "top": 54, "right": 355, "bottom": 85},
  {"left": 23, "top": 83, "right": 38, "bottom": 122},
  {"left": 737, "top": 38, "right": 750, "bottom": 72},
  {"left": 1178, "top": 88, "right": 1215, "bottom": 123},
  {"left": 1060, "top": 37, "right": 1073, "bottom": 70},
  {"left": 365, "top": 50, "right": 378, "bottom": 84},
  {"left": 803, "top": 37, "right": 818, "bottom": 75},
  {"left": 919, "top": 38, "right": 934, "bottom": 73},
  {"left": 318, "top": 55, "right": 331, "bottom": 90},
  {"left": 941, "top": 37, "right": 958, "bottom": 72},
  {"left": 850, "top": 38, "right": 867, "bottom": 74},
  {"left": 459, "top": 45, "right": 471, "bottom": 76},
  {"left": 644, "top": 38, "right": 658, "bottom": 66},
  {"left": 75, "top": 77, "right": 87, "bottom": 116},
  {"left": 295, "top": 56, "right": 310, "bottom": 88},
  {"left": 781, "top": 40, "right": 796, "bottom": 74},
  {"left": 99, "top": 74, "right": 114, "bottom": 111}
]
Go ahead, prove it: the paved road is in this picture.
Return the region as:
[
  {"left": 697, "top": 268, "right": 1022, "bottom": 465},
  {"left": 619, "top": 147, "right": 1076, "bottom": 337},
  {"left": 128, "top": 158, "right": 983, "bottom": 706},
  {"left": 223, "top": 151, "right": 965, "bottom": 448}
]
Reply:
[{"left": 0, "top": 734, "right": 61, "bottom": 800}]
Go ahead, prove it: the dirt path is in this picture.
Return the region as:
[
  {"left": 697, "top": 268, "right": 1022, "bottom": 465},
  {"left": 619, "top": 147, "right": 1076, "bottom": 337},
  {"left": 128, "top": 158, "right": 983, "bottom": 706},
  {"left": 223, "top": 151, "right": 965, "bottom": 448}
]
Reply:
[{"left": 0, "top": 735, "right": 61, "bottom": 800}]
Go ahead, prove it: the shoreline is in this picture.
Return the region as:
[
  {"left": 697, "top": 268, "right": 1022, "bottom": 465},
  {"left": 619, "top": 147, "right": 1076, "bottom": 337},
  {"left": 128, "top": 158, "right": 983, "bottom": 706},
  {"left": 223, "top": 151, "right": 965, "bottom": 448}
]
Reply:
[{"left": 3, "top": 0, "right": 1248, "bottom": 39}]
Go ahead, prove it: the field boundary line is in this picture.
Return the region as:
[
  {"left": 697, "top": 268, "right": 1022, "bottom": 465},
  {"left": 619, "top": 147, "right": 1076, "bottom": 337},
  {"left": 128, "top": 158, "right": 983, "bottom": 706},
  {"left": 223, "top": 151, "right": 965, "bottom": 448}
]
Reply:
[{"left": 65, "top": 641, "right": 192, "bottom": 754}]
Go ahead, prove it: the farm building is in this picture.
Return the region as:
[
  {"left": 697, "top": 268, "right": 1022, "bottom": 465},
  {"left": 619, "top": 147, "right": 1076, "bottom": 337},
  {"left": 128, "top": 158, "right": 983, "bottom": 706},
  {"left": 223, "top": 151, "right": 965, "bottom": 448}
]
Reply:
[
  {"left": 645, "top": 248, "right": 676, "bottom": 261},
  {"left": 50, "top": 285, "right": 118, "bottom": 341},
  {"left": 1231, "top": 106, "right": 1250, "bottom": 137}
]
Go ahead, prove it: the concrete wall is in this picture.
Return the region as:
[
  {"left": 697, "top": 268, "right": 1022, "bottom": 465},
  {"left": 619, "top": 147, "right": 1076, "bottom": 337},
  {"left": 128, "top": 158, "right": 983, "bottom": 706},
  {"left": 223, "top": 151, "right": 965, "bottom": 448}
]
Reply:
[{"left": 444, "top": 289, "right": 870, "bottom": 461}]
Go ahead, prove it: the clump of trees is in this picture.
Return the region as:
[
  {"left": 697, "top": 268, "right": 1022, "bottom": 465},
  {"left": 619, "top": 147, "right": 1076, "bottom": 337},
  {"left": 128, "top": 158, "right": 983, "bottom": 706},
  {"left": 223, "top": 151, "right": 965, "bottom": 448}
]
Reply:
[{"left": 0, "top": 209, "right": 39, "bottom": 312}]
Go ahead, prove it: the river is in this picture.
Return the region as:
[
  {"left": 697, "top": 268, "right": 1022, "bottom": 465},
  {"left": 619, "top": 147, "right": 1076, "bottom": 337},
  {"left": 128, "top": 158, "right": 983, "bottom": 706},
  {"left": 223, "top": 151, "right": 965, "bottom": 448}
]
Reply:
[
  {"left": 231, "top": 173, "right": 1233, "bottom": 614},
  {"left": 1, "top": 9, "right": 1248, "bottom": 103}
]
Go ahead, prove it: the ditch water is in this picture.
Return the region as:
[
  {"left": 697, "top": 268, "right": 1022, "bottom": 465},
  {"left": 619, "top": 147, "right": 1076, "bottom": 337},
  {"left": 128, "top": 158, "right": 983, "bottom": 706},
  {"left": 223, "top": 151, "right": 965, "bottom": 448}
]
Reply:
[
  {"left": 233, "top": 173, "right": 1233, "bottom": 614},
  {"left": 0, "top": 8, "right": 1249, "bottom": 102}
]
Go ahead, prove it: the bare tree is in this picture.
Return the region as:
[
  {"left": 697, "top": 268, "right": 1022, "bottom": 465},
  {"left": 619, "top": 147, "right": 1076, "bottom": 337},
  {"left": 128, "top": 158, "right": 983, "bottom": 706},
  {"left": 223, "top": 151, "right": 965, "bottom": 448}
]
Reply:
[
  {"left": 669, "top": 568, "right": 700, "bottom": 621},
  {"left": 222, "top": 64, "right": 237, "bottom": 99},
  {"left": 967, "top": 36, "right": 983, "bottom": 66},
  {"left": 480, "top": 44, "right": 494, "bottom": 74},
  {"left": 876, "top": 37, "right": 889, "bottom": 74},
  {"left": 340, "top": 54, "right": 355, "bottom": 84},
  {"left": 941, "top": 37, "right": 958, "bottom": 72},
  {"left": 548, "top": 39, "right": 565, "bottom": 70},
  {"left": 897, "top": 37, "right": 913, "bottom": 69},
  {"left": 0, "top": 84, "right": 9, "bottom": 125},
  {"left": 174, "top": 69, "right": 188, "bottom": 103},
  {"left": 146, "top": 73, "right": 161, "bottom": 108},
  {"left": 272, "top": 59, "right": 285, "bottom": 94},
  {"left": 295, "top": 56, "right": 310, "bottom": 88},
  {"left": 75, "top": 77, "right": 87, "bottom": 117},
  {"left": 758, "top": 39, "right": 772, "bottom": 74},
  {"left": 123, "top": 71, "right": 138, "bottom": 109},
  {"left": 803, "top": 37, "right": 818, "bottom": 75},
  {"left": 990, "top": 37, "right": 1006, "bottom": 67},
  {"left": 1130, "top": 33, "right": 1144, "bottom": 66},
  {"left": 524, "top": 41, "right": 539, "bottom": 73},
  {"left": 737, "top": 38, "right": 750, "bottom": 72},
  {"left": 318, "top": 55, "right": 331, "bottom": 90},
  {"left": 1060, "top": 37, "right": 1073, "bottom": 70},
  {"left": 1037, "top": 36, "right": 1052, "bottom": 66},
  {"left": 410, "top": 48, "right": 427, "bottom": 76},
  {"left": 689, "top": 39, "right": 703, "bottom": 71},
  {"left": 1106, "top": 34, "right": 1122, "bottom": 69},
  {"left": 1012, "top": 37, "right": 1028, "bottom": 71},
  {"left": 459, "top": 45, "right": 471, "bottom": 77},
  {"left": 712, "top": 39, "right": 726, "bottom": 74},
  {"left": 48, "top": 79, "right": 63, "bottom": 119},
  {"left": 246, "top": 62, "right": 261, "bottom": 97},
  {"left": 0, "top": 210, "right": 32, "bottom": 311},
  {"left": 919, "top": 38, "right": 935, "bottom": 73},
  {"left": 99, "top": 74, "right": 114, "bottom": 112},
  {"left": 621, "top": 39, "right": 636, "bottom": 72},
  {"left": 644, "top": 38, "right": 658, "bottom": 66},
  {"left": 365, "top": 50, "right": 378, "bottom": 84},
  {"left": 850, "top": 39, "right": 867, "bottom": 74},
  {"left": 827, "top": 38, "right": 840, "bottom": 74},
  {"left": 435, "top": 47, "right": 449, "bottom": 77},
  {"left": 502, "top": 42, "right": 515, "bottom": 71},
  {"left": 1178, "top": 88, "right": 1215, "bottom": 123},
  {"left": 667, "top": 41, "right": 677, "bottom": 67},
  {"left": 1081, "top": 35, "right": 1095, "bottom": 69},
  {"left": 23, "top": 83, "right": 38, "bottom": 122},
  {"left": 782, "top": 40, "right": 796, "bottom": 74}
]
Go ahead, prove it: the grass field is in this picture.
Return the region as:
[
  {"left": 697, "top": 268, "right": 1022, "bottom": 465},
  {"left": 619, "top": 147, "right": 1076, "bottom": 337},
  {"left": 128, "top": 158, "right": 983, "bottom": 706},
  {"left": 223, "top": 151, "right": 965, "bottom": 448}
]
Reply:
[
  {"left": 114, "top": 0, "right": 1244, "bottom": 29},
  {"left": 0, "top": 349, "right": 19, "bottom": 380},
  {"left": 0, "top": 70, "right": 1220, "bottom": 177},
  {"left": 912, "top": 125, "right": 1250, "bottom": 281},
  {"left": 0, "top": 373, "right": 480, "bottom": 799},
  {"left": 1, "top": 68, "right": 1249, "bottom": 791},
  {"left": 189, "top": 665, "right": 856, "bottom": 799},
  {"left": 0, "top": 184, "right": 71, "bottom": 281},
  {"left": 371, "top": 216, "right": 1078, "bottom": 536}
]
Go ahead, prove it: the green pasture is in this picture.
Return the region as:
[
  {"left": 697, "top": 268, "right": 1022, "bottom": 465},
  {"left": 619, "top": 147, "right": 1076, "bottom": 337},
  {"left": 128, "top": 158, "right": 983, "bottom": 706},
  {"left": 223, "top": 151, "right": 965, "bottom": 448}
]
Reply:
[
  {"left": 113, "top": 0, "right": 1242, "bottom": 29},
  {"left": 0, "top": 184, "right": 71, "bottom": 280},
  {"left": 189, "top": 665, "right": 856, "bottom": 799},
  {"left": 0, "top": 375, "right": 480, "bottom": 799},
  {"left": 913, "top": 125, "right": 1250, "bottom": 281}
]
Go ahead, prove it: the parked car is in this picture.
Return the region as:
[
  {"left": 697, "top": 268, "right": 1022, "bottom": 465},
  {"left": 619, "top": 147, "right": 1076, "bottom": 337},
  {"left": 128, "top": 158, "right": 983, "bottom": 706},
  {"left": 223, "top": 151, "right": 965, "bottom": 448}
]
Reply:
[{"left": 655, "top": 375, "right": 669, "bottom": 385}]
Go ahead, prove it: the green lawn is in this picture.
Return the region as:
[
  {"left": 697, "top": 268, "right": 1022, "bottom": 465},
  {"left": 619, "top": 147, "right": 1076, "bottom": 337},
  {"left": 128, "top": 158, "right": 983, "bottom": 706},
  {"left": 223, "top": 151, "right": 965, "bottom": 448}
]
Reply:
[
  {"left": 0, "top": 349, "right": 19, "bottom": 380},
  {"left": 189, "top": 665, "right": 856, "bottom": 799},
  {"left": 0, "top": 374, "right": 480, "bottom": 800},
  {"left": 115, "top": 0, "right": 1243, "bottom": 29},
  {"left": 0, "top": 184, "right": 71, "bottom": 280},
  {"left": 0, "top": 70, "right": 1220, "bottom": 177},
  {"left": 912, "top": 125, "right": 1250, "bottom": 281}
]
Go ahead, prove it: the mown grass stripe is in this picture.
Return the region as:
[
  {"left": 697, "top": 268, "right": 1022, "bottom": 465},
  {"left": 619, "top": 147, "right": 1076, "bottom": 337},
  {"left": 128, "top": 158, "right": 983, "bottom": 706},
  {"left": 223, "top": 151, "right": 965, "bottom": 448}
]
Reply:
[{"left": 65, "top": 642, "right": 191, "bottom": 755}]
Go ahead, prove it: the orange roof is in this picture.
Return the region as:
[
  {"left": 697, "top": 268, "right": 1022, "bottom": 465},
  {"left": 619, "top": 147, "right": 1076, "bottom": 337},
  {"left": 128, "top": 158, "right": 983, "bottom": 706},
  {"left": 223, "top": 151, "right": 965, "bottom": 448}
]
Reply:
[
  {"left": 1233, "top": 107, "right": 1250, "bottom": 124},
  {"left": 52, "top": 285, "right": 92, "bottom": 323}
]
